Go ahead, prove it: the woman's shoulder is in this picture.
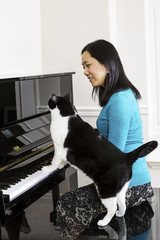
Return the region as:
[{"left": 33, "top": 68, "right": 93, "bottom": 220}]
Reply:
[
  {"left": 108, "top": 89, "right": 136, "bottom": 106},
  {"left": 104, "top": 89, "right": 138, "bottom": 113},
  {"left": 111, "top": 89, "right": 135, "bottom": 101}
]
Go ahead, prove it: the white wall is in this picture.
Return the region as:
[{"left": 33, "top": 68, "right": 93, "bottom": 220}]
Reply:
[
  {"left": 144, "top": 0, "right": 160, "bottom": 187},
  {"left": 116, "top": 0, "right": 148, "bottom": 104},
  {"left": 0, "top": 0, "right": 42, "bottom": 77},
  {"left": 40, "top": 0, "right": 150, "bottom": 138},
  {"left": 107, "top": 0, "right": 150, "bottom": 142},
  {"left": 40, "top": 0, "right": 110, "bottom": 107}
]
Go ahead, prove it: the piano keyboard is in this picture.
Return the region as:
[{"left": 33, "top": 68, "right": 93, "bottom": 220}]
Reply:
[
  {"left": 0, "top": 150, "right": 54, "bottom": 202},
  {"left": 2, "top": 168, "right": 53, "bottom": 201}
]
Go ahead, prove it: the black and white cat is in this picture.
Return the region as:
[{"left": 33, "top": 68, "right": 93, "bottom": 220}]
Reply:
[{"left": 42, "top": 94, "right": 158, "bottom": 227}]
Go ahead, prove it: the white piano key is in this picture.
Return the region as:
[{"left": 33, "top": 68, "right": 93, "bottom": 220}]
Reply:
[{"left": 2, "top": 170, "right": 52, "bottom": 201}]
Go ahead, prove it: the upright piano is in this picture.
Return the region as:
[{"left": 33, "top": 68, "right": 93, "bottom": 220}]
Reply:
[{"left": 0, "top": 72, "right": 77, "bottom": 239}]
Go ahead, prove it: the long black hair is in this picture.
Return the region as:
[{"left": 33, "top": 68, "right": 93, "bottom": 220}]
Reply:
[{"left": 81, "top": 40, "right": 141, "bottom": 106}]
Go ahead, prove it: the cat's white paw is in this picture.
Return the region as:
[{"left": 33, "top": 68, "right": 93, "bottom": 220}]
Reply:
[
  {"left": 97, "top": 219, "right": 108, "bottom": 227},
  {"left": 58, "top": 161, "right": 67, "bottom": 169},
  {"left": 116, "top": 210, "right": 125, "bottom": 217},
  {"left": 42, "top": 165, "right": 57, "bottom": 173}
]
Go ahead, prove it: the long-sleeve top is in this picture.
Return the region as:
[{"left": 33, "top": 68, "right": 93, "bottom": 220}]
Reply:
[{"left": 96, "top": 88, "right": 151, "bottom": 187}]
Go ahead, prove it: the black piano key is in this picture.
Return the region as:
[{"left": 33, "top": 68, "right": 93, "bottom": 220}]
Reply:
[
  {"left": 0, "top": 152, "right": 54, "bottom": 187},
  {"left": 36, "top": 166, "right": 42, "bottom": 170},
  {"left": 0, "top": 183, "right": 9, "bottom": 188},
  {"left": 0, "top": 180, "right": 18, "bottom": 185},
  {"left": 9, "top": 174, "right": 26, "bottom": 180},
  {"left": 2, "top": 177, "right": 20, "bottom": 183},
  {"left": 0, "top": 185, "right": 9, "bottom": 190}
]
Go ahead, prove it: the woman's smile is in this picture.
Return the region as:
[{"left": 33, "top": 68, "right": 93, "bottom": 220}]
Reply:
[{"left": 82, "top": 51, "right": 108, "bottom": 87}]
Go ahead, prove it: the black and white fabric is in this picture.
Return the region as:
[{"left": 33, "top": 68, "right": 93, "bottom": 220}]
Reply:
[{"left": 55, "top": 182, "right": 154, "bottom": 239}]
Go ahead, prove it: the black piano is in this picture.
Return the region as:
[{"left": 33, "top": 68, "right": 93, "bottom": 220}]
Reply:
[{"left": 0, "top": 72, "right": 77, "bottom": 239}]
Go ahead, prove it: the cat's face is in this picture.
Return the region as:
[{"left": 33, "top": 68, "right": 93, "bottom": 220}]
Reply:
[{"left": 48, "top": 94, "right": 75, "bottom": 117}]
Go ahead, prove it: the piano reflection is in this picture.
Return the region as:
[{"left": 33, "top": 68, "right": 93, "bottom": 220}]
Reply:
[{"left": 0, "top": 72, "right": 77, "bottom": 239}]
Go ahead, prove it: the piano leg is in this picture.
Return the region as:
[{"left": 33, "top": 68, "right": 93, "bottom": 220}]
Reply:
[
  {"left": 0, "top": 191, "right": 5, "bottom": 240},
  {"left": 50, "top": 167, "right": 78, "bottom": 225},
  {"left": 50, "top": 185, "right": 59, "bottom": 224},
  {"left": 0, "top": 220, "right": 1, "bottom": 240},
  {"left": 5, "top": 213, "right": 23, "bottom": 240}
]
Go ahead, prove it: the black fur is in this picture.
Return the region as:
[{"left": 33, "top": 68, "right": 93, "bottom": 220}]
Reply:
[
  {"left": 48, "top": 94, "right": 75, "bottom": 116},
  {"left": 49, "top": 94, "right": 158, "bottom": 200}
]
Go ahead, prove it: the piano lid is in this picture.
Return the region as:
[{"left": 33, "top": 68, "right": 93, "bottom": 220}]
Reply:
[{"left": 0, "top": 111, "right": 53, "bottom": 170}]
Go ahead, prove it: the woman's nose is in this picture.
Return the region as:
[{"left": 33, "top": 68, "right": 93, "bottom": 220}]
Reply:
[{"left": 84, "top": 68, "right": 89, "bottom": 76}]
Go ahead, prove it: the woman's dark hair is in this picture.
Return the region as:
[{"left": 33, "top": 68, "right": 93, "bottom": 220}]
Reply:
[{"left": 81, "top": 39, "right": 141, "bottom": 106}]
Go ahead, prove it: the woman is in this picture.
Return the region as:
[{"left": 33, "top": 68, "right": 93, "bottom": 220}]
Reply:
[{"left": 55, "top": 40, "right": 154, "bottom": 239}]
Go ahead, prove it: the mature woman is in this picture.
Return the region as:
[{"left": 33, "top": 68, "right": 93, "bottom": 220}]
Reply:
[{"left": 55, "top": 40, "right": 154, "bottom": 239}]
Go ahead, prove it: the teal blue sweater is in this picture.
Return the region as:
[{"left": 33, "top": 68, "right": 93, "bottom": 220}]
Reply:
[{"left": 96, "top": 89, "right": 151, "bottom": 187}]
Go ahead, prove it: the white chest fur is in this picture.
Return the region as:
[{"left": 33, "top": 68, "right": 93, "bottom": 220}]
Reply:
[
  {"left": 50, "top": 108, "right": 69, "bottom": 161},
  {"left": 42, "top": 108, "right": 69, "bottom": 172}
]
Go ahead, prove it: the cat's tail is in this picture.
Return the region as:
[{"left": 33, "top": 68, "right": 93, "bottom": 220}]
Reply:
[{"left": 127, "top": 140, "right": 158, "bottom": 165}]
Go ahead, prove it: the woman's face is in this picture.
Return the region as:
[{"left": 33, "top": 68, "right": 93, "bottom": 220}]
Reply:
[{"left": 81, "top": 51, "right": 108, "bottom": 87}]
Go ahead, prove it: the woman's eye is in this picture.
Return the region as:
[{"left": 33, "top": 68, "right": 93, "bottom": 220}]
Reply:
[{"left": 82, "top": 63, "right": 91, "bottom": 69}]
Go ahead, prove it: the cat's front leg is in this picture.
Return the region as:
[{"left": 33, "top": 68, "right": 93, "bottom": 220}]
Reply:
[
  {"left": 97, "top": 197, "right": 117, "bottom": 227},
  {"left": 58, "top": 160, "right": 67, "bottom": 169},
  {"left": 42, "top": 153, "right": 65, "bottom": 173}
]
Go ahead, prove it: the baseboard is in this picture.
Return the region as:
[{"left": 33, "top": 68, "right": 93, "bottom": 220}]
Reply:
[
  {"left": 37, "top": 105, "right": 149, "bottom": 116},
  {"left": 77, "top": 105, "right": 149, "bottom": 117}
]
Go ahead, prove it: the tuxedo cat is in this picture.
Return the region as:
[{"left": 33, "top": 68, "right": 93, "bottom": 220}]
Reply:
[{"left": 42, "top": 94, "right": 158, "bottom": 227}]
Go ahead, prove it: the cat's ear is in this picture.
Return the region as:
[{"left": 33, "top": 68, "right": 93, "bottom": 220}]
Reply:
[
  {"left": 63, "top": 93, "right": 70, "bottom": 101},
  {"left": 51, "top": 94, "right": 57, "bottom": 102}
]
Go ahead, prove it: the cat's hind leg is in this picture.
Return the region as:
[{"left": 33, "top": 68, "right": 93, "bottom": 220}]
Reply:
[
  {"left": 97, "top": 197, "right": 117, "bottom": 227},
  {"left": 116, "top": 181, "right": 129, "bottom": 217}
]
